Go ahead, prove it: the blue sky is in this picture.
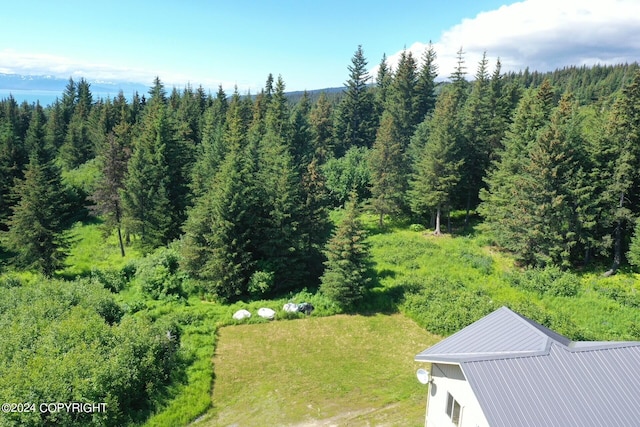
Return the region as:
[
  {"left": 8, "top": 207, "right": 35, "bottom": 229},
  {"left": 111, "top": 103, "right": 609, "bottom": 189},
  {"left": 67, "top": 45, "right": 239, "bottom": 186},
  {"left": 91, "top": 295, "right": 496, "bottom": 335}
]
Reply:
[{"left": 1, "top": 0, "right": 639, "bottom": 94}]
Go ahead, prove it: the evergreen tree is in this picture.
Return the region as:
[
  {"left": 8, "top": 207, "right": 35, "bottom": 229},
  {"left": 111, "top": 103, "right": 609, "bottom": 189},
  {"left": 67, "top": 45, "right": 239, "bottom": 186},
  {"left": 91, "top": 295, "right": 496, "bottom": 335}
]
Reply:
[
  {"left": 450, "top": 47, "right": 469, "bottom": 105},
  {"left": 458, "top": 53, "right": 494, "bottom": 222},
  {"left": 191, "top": 87, "right": 228, "bottom": 197},
  {"left": 597, "top": 70, "right": 640, "bottom": 274},
  {"left": 514, "top": 94, "right": 585, "bottom": 267},
  {"left": 289, "top": 91, "right": 313, "bottom": 172},
  {"left": 121, "top": 104, "right": 173, "bottom": 250},
  {"left": 265, "top": 75, "right": 290, "bottom": 139},
  {"left": 61, "top": 77, "right": 77, "bottom": 127},
  {"left": 309, "top": 92, "right": 334, "bottom": 162},
  {"left": 415, "top": 41, "right": 438, "bottom": 122},
  {"left": 375, "top": 53, "right": 392, "bottom": 116},
  {"left": 299, "top": 155, "right": 332, "bottom": 278},
  {"left": 319, "top": 194, "right": 370, "bottom": 309},
  {"left": 44, "top": 100, "right": 66, "bottom": 150},
  {"left": 369, "top": 111, "right": 405, "bottom": 226},
  {"left": 257, "top": 134, "right": 306, "bottom": 291},
  {"left": 627, "top": 219, "right": 640, "bottom": 269},
  {"left": 91, "top": 126, "right": 131, "bottom": 257},
  {"left": 0, "top": 99, "right": 29, "bottom": 234},
  {"left": 23, "top": 103, "right": 47, "bottom": 162},
  {"left": 333, "top": 45, "right": 377, "bottom": 156},
  {"left": 2, "top": 113, "right": 68, "bottom": 276},
  {"left": 180, "top": 122, "right": 255, "bottom": 301},
  {"left": 479, "top": 84, "right": 558, "bottom": 264},
  {"left": 409, "top": 88, "right": 463, "bottom": 234},
  {"left": 58, "top": 78, "right": 94, "bottom": 169},
  {"left": 386, "top": 49, "right": 419, "bottom": 147}
]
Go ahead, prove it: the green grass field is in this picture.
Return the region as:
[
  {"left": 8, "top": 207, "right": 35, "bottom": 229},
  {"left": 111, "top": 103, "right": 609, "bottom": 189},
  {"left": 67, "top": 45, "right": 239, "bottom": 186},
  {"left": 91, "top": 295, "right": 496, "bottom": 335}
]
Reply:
[{"left": 202, "top": 314, "right": 438, "bottom": 427}]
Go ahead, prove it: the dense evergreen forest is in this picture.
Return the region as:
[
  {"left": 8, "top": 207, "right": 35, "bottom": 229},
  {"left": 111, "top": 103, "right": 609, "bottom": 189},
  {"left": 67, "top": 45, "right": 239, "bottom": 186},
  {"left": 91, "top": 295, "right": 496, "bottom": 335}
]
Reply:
[{"left": 1, "top": 44, "right": 640, "bottom": 425}]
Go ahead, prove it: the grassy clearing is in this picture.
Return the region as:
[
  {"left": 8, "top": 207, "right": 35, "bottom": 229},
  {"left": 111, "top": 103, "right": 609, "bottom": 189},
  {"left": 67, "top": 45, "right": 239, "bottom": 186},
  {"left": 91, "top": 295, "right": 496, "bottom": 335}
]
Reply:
[
  {"left": 61, "top": 220, "right": 141, "bottom": 278},
  {"left": 366, "top": 214, "right": 640, "bottom": 341},
  {"left": 203, "top": 314, "right": 438, "bottom": 427}
]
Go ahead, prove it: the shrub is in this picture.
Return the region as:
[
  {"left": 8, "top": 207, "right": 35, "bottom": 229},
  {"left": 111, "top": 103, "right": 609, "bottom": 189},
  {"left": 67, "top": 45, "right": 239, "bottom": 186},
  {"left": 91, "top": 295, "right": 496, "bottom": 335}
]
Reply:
[
  {"left": 593, "top": 278, "right": 640, "bottom": 308},
  {"left": 409, "top": 223, "right": 426, "bottom": 232},
  {"left": 123, "top": 300, "right": 146, "bottom": 314},
  {"left": 248, "top": 270, "right": 275, "bottom": 298},
  {"left": 90, "top": 268, "right": 128, "bottom": 292},
  {"left": 0, "top": 274, "right": 22, "bottom": 288},
  {"left": 135, "top": 248, "right": 186, "bottom": 300},
  {"left": 402, "top": 277, "right": 496, "bottom": 336},
  {"left": 506, "top": 266, "right": 580, "bottom": 297}
]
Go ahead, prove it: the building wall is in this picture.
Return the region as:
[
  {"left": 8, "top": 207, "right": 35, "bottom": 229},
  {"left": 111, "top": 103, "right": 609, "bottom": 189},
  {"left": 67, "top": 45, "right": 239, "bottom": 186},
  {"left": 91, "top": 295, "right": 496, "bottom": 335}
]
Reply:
[{"left": 425, "top": 363, "right": 489, "bottom": 427}]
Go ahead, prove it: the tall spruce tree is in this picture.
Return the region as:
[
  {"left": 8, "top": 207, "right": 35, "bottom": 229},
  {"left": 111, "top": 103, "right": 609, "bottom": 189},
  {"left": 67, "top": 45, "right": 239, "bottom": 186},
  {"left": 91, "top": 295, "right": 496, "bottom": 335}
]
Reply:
[
  {"left": 369, "top": 111, "right": 405, "bottom": 226},
  {"left": 121, "top": 90, "right": 174, "bottom": 250},
  {"left": 92, "top": 126, "right": 131, "bottom": 257},
  {"left": 180, "top": 101, "right": 255, "bottom": 300},
  {"left": 598, "top": 70, "right": 640, "bottom": 274},
  {"left": 2, "top": 105, "right": 69, "bottom": 276},
  {"left": 59, "top": 78, "right": 94, "bottom": 169},
  {"left": 191, "top": 87, "right": 229, "bottom": 197},
  {"left": 309, "top": 92, "right": 334, "bottom": 162},
  {"left": 319, "top": 194, "right": 370, "bottom": 309},
  {"left": 375, "top": 53, "right": 393, "bottom": 117},
  {"left": 479, "top": 83, "right": 557, "bottom": 263},
  {"left": 409, "top": 88, "right": 463, "bottom": 234},
  {"left": 386, "top": 49, "right": 419, "bottom": 147},
  {"left": 458, "top": 53, "right": 494, "bottom": 223},
  {"left": 415, "top": 41, "right": 438, "bottom": 122},
  {"left": 514, "top": 94, "right": 585, "bottom": 267},
  {"left": 255, "top": 76, "right": 307, "bottom": 291},
  {"left": 333, "top": 45, "right": 377, "bottom": 156}
]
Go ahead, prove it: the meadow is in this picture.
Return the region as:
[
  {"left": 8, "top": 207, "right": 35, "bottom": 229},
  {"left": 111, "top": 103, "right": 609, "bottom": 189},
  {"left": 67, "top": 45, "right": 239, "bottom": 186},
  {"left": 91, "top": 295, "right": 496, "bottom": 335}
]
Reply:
[{"left": 4, "top": 213, "right": 639, "bottom": 426}]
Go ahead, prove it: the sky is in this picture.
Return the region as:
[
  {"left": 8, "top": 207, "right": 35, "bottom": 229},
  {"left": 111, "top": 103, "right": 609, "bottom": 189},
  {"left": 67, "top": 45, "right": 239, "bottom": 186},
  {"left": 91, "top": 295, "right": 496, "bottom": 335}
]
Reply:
[{"left": 1, "top": 0, "right": 639, "bottom": 94}]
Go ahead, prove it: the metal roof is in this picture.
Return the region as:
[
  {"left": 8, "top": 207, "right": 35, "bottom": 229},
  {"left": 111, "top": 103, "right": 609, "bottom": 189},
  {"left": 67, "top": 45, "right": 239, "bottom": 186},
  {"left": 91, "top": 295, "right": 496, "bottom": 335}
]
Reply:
[{"left": 415, "top": 306, "right": 640, "bottom": 427}]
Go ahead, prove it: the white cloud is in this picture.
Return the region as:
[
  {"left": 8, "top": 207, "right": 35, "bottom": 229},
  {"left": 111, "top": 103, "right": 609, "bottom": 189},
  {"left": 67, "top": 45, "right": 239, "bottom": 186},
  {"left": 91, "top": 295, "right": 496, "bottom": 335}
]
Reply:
[
  {"left": 0, "top": 49, "right": 241, "bottom": 92},
  {"left": 376, "top": 0, "right": 640, "bottom": 81}
]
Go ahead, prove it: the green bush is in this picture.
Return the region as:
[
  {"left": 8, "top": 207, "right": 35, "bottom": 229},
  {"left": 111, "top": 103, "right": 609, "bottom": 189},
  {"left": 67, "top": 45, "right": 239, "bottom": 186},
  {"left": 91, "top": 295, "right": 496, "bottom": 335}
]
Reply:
[
  {"left": 90, "top": 267, "right": 128, "bottom": 292},
  {"left": 506, "top": 266, "right": 580, "bottom": 297},
  {"left": 135, "top": 248, "right": 186, "bottom": 300},
  {"left": 248, "top": 270, "right": 275, "bottom": 298},
  {"left": 0, "top": 278, "right": 181, "bottom": 426},
  {"left": 409, "top": 223, "right": 426, "bottom": 232},
  {"left": 402, "top": 277, "right": 496, "bottom": 336},
  {"left": 593, "top": 278, "right": 640, "bottom": 308},
  {"left": 0, "top": 273, "right": 22, "bottom": 288}
]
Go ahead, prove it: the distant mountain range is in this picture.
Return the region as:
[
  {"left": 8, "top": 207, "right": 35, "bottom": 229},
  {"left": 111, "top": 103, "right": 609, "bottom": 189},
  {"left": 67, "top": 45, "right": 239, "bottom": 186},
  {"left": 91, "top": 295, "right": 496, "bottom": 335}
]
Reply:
[
  {"left": 0, "top": 73, "right": 149, "bottom": 95},
  {"left": 0, "top": 73, "right": 346, "bottom": 106}
]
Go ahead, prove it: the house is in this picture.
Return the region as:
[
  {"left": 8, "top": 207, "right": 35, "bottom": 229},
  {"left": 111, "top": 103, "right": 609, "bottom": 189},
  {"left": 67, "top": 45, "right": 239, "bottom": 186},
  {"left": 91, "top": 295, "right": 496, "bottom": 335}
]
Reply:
[{"left": 414, "top": 306, "right": 640, "bottom": 427}]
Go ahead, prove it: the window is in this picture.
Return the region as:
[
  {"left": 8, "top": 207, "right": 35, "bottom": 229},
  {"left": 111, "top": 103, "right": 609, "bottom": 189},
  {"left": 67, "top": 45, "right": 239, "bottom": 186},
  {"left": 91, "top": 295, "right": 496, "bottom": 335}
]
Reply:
[{"left": 446, "top": 392, "right": 462, "bottom": 426}]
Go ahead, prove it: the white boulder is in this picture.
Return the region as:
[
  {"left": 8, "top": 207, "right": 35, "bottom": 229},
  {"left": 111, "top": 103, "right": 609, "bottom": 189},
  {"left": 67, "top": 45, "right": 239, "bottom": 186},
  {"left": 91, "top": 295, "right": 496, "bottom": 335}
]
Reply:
[
  {"left": 283, "top": 302, "right": 299, "bottom": 313},
  {"left": 257, "top": 307, "right": 276, "bottom": 320},
  {"left": 232, "top": 309, "right": 251, "bottom": 320}
]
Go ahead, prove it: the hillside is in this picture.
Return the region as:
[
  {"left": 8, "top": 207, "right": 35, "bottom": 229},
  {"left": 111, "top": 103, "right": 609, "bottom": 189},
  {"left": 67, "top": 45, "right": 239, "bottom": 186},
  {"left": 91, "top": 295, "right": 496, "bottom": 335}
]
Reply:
[{"left": 2, "top": 57, "right": 640, "bottom": 426}]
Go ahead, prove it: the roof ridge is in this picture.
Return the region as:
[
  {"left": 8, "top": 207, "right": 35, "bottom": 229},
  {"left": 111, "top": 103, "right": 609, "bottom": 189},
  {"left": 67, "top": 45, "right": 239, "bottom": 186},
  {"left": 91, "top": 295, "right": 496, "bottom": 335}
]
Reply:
[{"left": 504, "top": 306, "right": 572, "bottom": 346}]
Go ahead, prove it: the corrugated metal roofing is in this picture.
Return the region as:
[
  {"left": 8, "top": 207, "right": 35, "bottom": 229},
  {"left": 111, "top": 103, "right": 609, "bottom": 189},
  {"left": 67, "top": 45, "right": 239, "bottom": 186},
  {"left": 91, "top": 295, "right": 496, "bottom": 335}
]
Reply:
[{"left": 415, "top": 306, "right": 640, "bottom": 427}]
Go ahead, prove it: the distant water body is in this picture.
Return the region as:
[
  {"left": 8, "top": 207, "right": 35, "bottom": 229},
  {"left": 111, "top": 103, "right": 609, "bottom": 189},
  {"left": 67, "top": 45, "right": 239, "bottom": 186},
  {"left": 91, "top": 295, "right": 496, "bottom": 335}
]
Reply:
[
  {"left": 0, "top": 90, "right": 62, "bottom": 106},
  {"left": 0, "top": 89, "right": 139, "bottom": 107}
]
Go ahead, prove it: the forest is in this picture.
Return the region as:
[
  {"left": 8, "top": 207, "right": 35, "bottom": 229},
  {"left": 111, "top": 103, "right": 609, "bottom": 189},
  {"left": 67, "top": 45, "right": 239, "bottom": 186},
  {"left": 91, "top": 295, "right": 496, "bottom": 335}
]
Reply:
[{"left": 1, "top": 43, "right": 640, "bottom": 425}]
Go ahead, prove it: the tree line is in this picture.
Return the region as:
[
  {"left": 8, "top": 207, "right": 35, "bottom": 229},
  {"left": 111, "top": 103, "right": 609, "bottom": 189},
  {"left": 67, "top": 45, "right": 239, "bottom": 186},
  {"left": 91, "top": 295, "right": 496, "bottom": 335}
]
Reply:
[{"left": 1, "top": 45, "right": 640, "bottom": 302}]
